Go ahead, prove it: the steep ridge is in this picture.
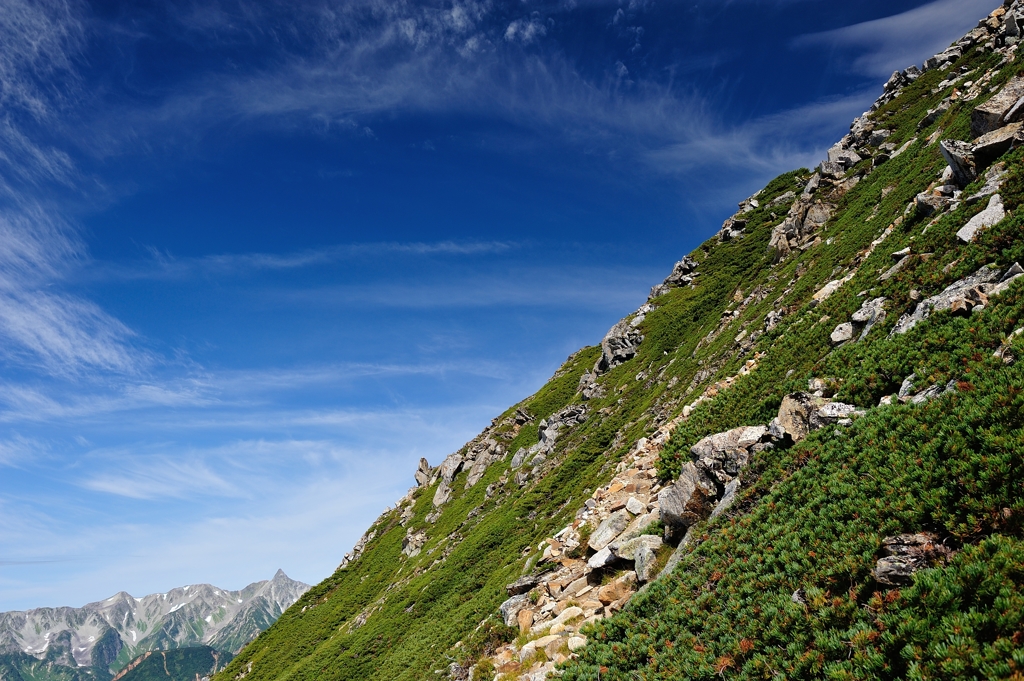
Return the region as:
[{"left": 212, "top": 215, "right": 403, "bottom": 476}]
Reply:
[
  {"left": 217, "top": 3, "right": 1024, "bottom": 680},
  {"left": 0, "top": 571, "right": 307, "bottom": 680}
]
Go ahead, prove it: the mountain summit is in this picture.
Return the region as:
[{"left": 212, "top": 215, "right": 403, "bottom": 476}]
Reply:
[{"left": 0, "top": 571, "right": 308, "bottom": 679}]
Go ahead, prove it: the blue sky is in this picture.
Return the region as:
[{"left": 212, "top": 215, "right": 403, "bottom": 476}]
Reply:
[{"left": 0, "top": 0, "right": 996, "bottom": 609}]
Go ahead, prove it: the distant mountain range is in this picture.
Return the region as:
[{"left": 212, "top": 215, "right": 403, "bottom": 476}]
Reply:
[{"left": 0, "top": 570, "right": 307, "bottom": 681}]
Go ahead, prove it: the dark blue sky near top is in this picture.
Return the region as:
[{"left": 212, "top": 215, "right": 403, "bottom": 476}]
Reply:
[{"left": 0, "top": 0, "right": 995, "bottom": 609}]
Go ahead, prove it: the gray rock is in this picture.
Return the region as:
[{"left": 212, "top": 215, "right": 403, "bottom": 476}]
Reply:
[
  {"left": 827, "top": 144, "right": 863, "bottom": 169},
  {"left": 587, "top": 546, "right": 616, "bottom": 569},
  {"left": 873, "top": 534, "right": 951, "bottom": 586},
  {"left": 868, "top": 129, "right": 891, "bottom": 147},
  {"left": 830, "top": 322, "right": 855, "bottom": 346},
  {"left": 851, "top": 297, "right": 887, "bottom": 341},
  {"left": 957, "top": 194, "right": 1005, "bottom": 242},
  {"left": 596, "top": 319, "right": 644, "bottom": 373},
  {"left": 898, "top": 374, "right": 917, "bottom": 401},
  {"left": 625, "top": 497, "right": 646, "bottom": 515},
  {"left": 764, "top": 309, "right": 785, "bottom": 332},
  {"left": 506, "top": 573, "right": 546, "bottom": 596},
  {"left": 809, "top": 401, "right": 866, "bottom": 430},
  {"left": 499, "top": 594, "right": 531, "bottom": 628},
  {"left": 773, "top": 393, "right": 864, "bottom": 442},
  {"left": 402, "top": 529, "right": 427, "bottom": 558},
  {"left": 910, "top": 385, "right": 943, "bottom": 404},
  {"left": 634, "top": 545, "right": 658, "bottom": 583},
  {"left": 939, "top": 140, "right": 977, "bottom": 187},
  {"left": 971, "top": 75, "right": 1024, "bottom": 137},
  {"left": 891, "top": 265, "right": 1003, "bottom": 335},
  {"left": 972, "top": 122, "right": 1023, "bottom": 169},
  {"left": 465, "top": 446, "right": 501, "bottom": 489},
  {"left": 664, "top": 256, "right": 698, "bottom": 287},
  {"left": 710, "top": 479, "right": 741, "bottom": 520},
  {"left": 658, "top": 463, "right": 718, "bottom": 532},
  {"left": 820, "top": 160, "right": 847, "bottom": 180},
  {"left": 588, "top": 509, "right": 631, "bottom": 551},
  {"left": 802, "top": 173, "right": 820, "bottom": 197},
  {"left": 690, "top": 425, "right": 769, "bottom": 486},
  {"left": 914, "top": 192, "right": 951, "bottom": 217},
  {"left": 433, "top": 480, "right": 453, "bottom": 507},
  {"left": 510, "top": 447, "right": 529, "bottom": 469},
  {"left": 414, "top": 458, "right": 432, "bottom": 487},
  {"left": 774, "top": 392, "right": 825, "bottom": 443},
  {"left": 966, "top": 162, "right": 1008, "bottom": 205},
  {"left": 611, "top": 535, "right": 663, "bottom": 561},
  {"left": 438, "top": 452, "right": 465, "bottom": 485},
  {"left": 919, "top": 100, "right": 951, "bottom": 130}
]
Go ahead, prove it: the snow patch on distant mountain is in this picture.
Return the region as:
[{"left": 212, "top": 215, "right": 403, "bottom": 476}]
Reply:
[{"left": 0, "top": 570, "right": 308, "bottom": 673}]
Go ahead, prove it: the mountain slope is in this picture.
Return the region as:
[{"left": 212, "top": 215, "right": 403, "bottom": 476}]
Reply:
[
  {"left": 111, "top": 647, "right": 230, "bottom": 681},
  {"left": 215, "top": 3, "right": 1024, "bottom": 681},
  {"left": 0, "top": 571, "right": 307, "bottom": 680}
]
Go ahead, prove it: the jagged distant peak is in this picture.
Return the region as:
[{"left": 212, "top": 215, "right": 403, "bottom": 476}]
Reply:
[{"left": 0, "top": 571, "right": 310, "bottom": 675}]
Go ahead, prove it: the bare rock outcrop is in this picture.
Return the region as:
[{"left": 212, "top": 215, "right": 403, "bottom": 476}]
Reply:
[
  {"left": 891, "top": 264, "right": 1022, "bottom": 335},
  {"left": 873, "top": 534, "right": 953, "bottom": 585}
]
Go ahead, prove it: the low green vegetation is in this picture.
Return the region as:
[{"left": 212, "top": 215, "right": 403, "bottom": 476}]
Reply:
[
  {"left": 116, "top": 647, "right": 231, "bottom": 681},
  {"left": 216, "top": 25, "right": 1024, "bottom": 681}
]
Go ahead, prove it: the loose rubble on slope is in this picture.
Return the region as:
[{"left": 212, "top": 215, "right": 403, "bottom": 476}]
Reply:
[{"left": 478, "top": 375, "right": 874, "bottom": 680}]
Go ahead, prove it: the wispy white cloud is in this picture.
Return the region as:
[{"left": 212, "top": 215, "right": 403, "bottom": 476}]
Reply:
[
  {"left": 81, "top": 456, "right": 240, "bottom": 500},
  {"left": 0, "top": 436, "right": 46, "bottom": 468},
  {"left": 88, "top": 240, "right": 518, "bottom": 282},
  {"left": 793, "top": 0, "right": 996, "bottom": 78},
  {"left": 270, "top": 263, "right": 657, "bottom": 310},
  {"left": 643, "top": 88, "right": 879, "bottom": 175}
]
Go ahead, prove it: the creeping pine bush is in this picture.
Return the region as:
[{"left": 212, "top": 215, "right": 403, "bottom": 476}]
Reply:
[{"left": 561, "top": 303, "right": 1024, "bottom": 680}]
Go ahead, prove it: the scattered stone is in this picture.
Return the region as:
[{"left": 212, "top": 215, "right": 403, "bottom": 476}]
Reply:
[
  {"left": 658, "top": 463, "right": 718, "bottom": 532},
  {"left": 690, "top": 425, "right": 770, "bottom": 486},
  {"left": 588, "top": 510, "right": 631, "bottom": 551},
  {"left": 517, "top": 608, "right": 534, "bottom": 634},
  {"left": 402, "top": 529, "right": 427, "bottom": 558},
  {"left": 567, "top": 636, "right": 587, "bottom": 652},
  {"left": 939, "top": 140, "right": 978, "bottom": 187},
  {"left": 634, "top": 545, "right": 658, "bottom": 583},
  {"left": 530, "top": 606, "right": 584, "bottom": 636},
  {"left": 597, "top": 574, "right": 636, "bottom": 605},
  {"left": 587, "top": 546, "right": 616, "bottom": 569},
  {"left": 957, "top": 194, "right": 1005, "bottom": 242},
  {"left": 971, "top": 75, "right": 1024, "bottom": 137},
  {"left": 499, "top": 594, "right": 531, "bottom": 628},
  {"left": 971, "top": 122, "right": 1024, "bottom": 168},
  {"left": 764, "top": 309, "right": 785, "bottom": 332},
  {"left": 891, "top": 265, "right": 1004, "bottom": 335},
  {"left": 625, "top": 497, "right": 646, "bottom": 515},
  {"left": 966, "top": 162, "right": 1008, "bottom": 204},
  {"left": 830, "top": 322, "right": 855, "bottom": 346},
  {"left": 770, "top": 392, "right": 865, "bottom": 443},
  {"left": 506, "top": 574, "right": 547, "bottom": 597},
  {"left": 596, "top": 319, "right": 644, "bottom": 373},
  {"left": 611, "top": 535, "right": 663, "bottom": 561}
]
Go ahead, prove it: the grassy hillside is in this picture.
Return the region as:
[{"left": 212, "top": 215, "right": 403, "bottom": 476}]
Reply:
[
  {"left": 113, "top": 647, "right": 230, "bottom": 681},
  {"left": 216, "top": 6, "right": 1024, "bottom": 681}
]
